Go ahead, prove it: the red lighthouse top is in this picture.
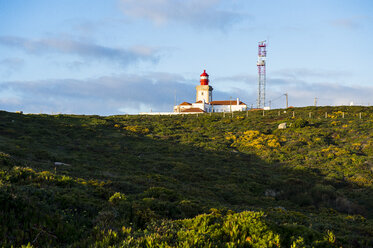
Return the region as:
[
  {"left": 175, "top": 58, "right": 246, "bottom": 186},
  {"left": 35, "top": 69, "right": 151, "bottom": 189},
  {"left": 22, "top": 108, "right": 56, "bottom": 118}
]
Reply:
[{"left": 200, "top": 69, "right": 209, "bottom": 85}]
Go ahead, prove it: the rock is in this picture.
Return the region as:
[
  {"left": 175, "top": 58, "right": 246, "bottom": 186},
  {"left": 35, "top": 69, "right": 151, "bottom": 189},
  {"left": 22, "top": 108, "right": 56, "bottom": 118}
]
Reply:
[
  {"left": 278, "top": 122, "right": 287, "bottom": 129},
  {"left": 54, "top": 162, "right": 70, "bottom": 166},
  {"left": 265, "top": 189, "right": 277, "bottom": 197},
  {"left": 276, "top": 206, "right": 286, "bottom": 211}
]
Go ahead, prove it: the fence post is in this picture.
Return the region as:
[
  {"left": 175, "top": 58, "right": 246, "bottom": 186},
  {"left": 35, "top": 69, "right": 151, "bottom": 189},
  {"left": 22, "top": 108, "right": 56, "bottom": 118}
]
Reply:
[
  {"left": 325, "top": 112, "right": 327, "bottom": 118},
  {"left": 342, "top": 112, "right": 344, "bottom": 118},
  {"left": 292, "top": 111, "right": 295, "bottom": 118},
  {"left": 359, "top": 112, "right": 362, "bottom": 119},
  {"left": 263, "top": 110, "right": 265, "bottom": 116},
  {"left": 309, "top": 112, "right": 312, "bottom": 118}
]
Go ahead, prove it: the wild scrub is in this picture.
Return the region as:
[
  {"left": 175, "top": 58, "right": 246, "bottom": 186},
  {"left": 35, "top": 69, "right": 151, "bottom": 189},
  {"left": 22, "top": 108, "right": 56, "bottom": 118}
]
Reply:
[
  {"left": 123, "top": 125, "right": 150, "bottom": 134},
  {"left": 0, "top": 107, "right": 373, "bottom": 247}
]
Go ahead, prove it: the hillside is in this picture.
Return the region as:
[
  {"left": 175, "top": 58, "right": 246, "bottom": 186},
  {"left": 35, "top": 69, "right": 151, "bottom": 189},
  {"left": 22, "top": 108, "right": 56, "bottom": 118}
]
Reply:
[{"left": 0, "top": 106, "right": 372, "bottom": 247}]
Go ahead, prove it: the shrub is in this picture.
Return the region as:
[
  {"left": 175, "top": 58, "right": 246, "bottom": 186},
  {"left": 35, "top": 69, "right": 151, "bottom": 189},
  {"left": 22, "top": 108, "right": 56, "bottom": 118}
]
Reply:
[
  {"left": 228, "top": 130, "right": 281, "bottom": 150},
  {"left": 292, "top": 118, "right": 309, "bottom": 128},
  {"left": 123, "top": 125, "right": 149, "bottom": 134},
  {"left": 109, "top": 192, "right": 127, "bottom": 205}
]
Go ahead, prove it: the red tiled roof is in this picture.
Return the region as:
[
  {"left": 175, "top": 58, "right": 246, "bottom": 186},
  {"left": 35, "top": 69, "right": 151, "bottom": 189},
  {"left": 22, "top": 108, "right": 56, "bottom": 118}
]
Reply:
[
  {"left": 180, "top": 102, "right": 192, "bottom": 106},
  {"left": 210, "top": 100, "right": 246, "bottom": 105},
  {"left": 181, "top": 108, "right": 205, "bottom": 113},
  {"left": 195, "top": 100, "right": 203, "bottom": 103}
]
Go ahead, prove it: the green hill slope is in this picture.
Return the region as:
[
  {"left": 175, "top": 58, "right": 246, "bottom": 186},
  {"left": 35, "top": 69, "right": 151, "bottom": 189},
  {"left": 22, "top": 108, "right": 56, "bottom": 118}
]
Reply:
[{"left": 0, "top": 106, "right": 372, "bottom": 247}]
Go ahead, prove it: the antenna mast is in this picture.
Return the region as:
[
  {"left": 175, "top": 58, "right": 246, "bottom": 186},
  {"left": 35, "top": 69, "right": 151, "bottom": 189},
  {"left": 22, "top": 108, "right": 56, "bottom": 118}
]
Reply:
[{"left": 257, "top": 40, "right": 267, "bottom": 108}]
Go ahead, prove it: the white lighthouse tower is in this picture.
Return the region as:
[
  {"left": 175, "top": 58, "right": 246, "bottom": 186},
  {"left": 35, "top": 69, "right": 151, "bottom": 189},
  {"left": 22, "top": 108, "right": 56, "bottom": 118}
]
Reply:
[{"left": 196, "top": 70, "right": 213, "bottom": 103}]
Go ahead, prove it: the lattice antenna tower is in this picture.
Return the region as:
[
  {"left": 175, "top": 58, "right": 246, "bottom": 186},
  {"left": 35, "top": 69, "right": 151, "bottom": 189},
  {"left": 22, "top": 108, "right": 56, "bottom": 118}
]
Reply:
[{"left": 257, "top": 40, "right": 267, "bottom": 108}]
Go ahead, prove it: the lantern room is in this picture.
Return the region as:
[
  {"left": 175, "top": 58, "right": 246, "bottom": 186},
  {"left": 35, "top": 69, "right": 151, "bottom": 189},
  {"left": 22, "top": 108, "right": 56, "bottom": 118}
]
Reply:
[{"left": 200, "top": 70, "right": 209, "bottom": 85}]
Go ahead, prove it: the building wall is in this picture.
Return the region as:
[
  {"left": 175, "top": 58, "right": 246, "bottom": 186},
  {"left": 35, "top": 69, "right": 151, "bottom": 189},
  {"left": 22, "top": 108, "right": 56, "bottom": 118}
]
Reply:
[
  {"left": 191, "top": 102, "right": 205, "bottom": 110},
  {"left": 173, "top": 105, "right": 192, "bottom": 112},
  {"left": 210, "top": 105, "right": 247, "bottom": 112},
  {"left": 174, "top": 102, "right": 247, "bottom": 113}
]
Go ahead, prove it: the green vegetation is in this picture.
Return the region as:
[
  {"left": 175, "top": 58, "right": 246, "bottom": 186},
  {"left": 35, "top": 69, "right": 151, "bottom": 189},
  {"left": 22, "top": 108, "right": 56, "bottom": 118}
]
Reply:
[{"left": 0, "top": 106, "right": 372, "bottom": 247}]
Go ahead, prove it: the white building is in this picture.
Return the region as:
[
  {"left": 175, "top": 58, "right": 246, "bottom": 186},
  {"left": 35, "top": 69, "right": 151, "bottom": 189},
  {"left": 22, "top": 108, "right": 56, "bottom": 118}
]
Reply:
[{"left": 174, "top": 70, "right": 248, "bottom": 113}]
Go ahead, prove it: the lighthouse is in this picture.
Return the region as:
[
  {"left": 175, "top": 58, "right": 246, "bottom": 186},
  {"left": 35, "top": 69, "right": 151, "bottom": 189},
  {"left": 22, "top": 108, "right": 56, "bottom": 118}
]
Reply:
[
  {"left": 171, "top": 69, "right": 247, "bottom": 114},
  {"left": 196, "top": 70, "right": 213, "bottom": 103}
]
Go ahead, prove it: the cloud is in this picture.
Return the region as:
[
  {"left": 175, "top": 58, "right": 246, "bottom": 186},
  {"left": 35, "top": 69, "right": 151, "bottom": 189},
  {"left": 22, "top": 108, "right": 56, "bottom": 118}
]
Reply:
[
  {"left": 0, "top": 36, "right": 159, "bottom": 66},
  {"left": 272, "top": 68, "right": 352, "bottom": 81},
  {"left": 119, "top": 0, "right": 246, "bottom": 30},
  {"left": 0, "top": 72, "right": 232, "bottom": 115},
  {"left": 331, "top": 18, "right": 361, "bottom": 30},
  {"left": 215, "top": 74, "right": 256, "bottom": 83},
  {"left": 213, "top": 73, "right": 373, "bottom": 108},
  {"left": 0, "top": 57, "right": 24, "bottom": 74},
  {"left": 261, "top": 78, "right": 373, "bottom": 107},
  {"left": 2, "top": 70, "right": 370, "bottom": 115},
  {"left": 214, "top": 74, "right": 257, "bottom": 102},
  {"left": 278, "top": 81, "right": 373, "bottom": 107}
]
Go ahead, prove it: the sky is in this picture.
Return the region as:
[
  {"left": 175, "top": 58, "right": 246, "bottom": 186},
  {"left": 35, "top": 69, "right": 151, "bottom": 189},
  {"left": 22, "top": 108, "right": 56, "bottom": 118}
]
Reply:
[{"left": 0, "top": 0, "right": 372, "bottom": 115}]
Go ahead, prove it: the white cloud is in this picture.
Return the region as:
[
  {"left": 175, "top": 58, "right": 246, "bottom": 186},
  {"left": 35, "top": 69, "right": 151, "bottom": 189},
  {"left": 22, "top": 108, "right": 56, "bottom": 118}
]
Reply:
[
  {"left": 0, "top": 58, "right": 25, "bottom": 76},
  {"left": 272, "top": 68, "right": 352, "bottom": 81},
  {"left": 0, "top": 36, "right": 160, "bottom": 67},
  {"left": 119, "top": 0, "right": 246, "bottom": 30},
  {"left": 0, "top": 88, "right": 22, "bottom": 106},
  {"left": 214, "top": 73, "right": 373, "bottom": 108},
  {"left": 331, "top": 18, "right": 361, "bottom": 30},
  {"left": 281, "top": 81, "right": 373, "bottom": 107}
]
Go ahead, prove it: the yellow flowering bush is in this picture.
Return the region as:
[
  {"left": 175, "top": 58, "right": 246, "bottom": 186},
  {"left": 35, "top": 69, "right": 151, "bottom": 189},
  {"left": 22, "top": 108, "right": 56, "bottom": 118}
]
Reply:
[
  {"left": 328, "top": 111, "right": 344, "bottom": 118},
  {"left": 123, "top": 125, "right": 149, "bottom": 134},
  {"left": 228, "top": 130, "right": 281, "bottom": 151},
  {"left": 321, "top": 145, "right": 350, "bottom": 159},
  {"left": 225, "top": 132, "right": 236, "bottom": 141}
]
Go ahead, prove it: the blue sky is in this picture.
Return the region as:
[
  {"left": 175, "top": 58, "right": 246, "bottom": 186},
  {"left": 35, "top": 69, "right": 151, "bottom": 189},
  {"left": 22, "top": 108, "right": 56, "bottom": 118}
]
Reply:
[{"left": 0, "top": 0, "right": 372, "bottom": 114}]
